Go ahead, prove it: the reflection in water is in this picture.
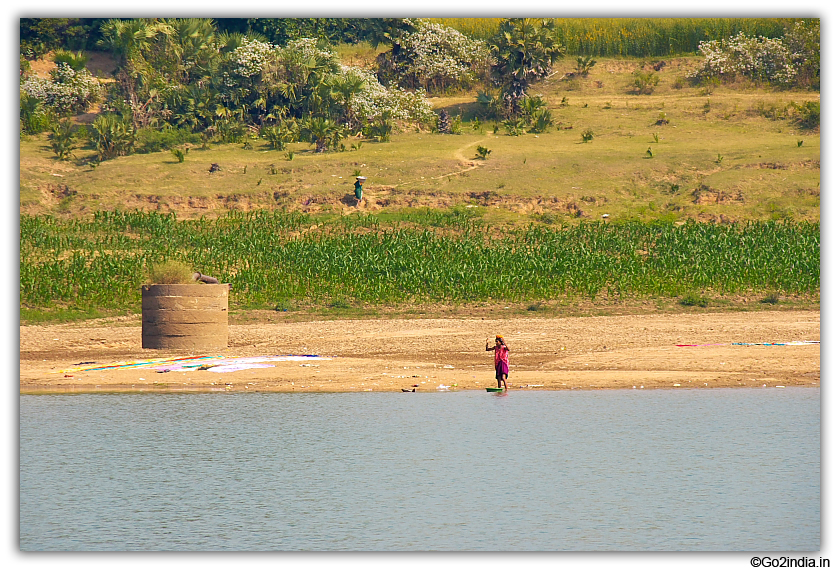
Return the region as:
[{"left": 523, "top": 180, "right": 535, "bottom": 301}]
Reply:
[{"left": 20, "top": 389, "right": 819, "bottom": 551}]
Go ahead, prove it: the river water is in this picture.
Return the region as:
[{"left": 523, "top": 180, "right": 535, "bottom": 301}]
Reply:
[{"left": 19, "top": 388, "right": 819, "bottom": 551}]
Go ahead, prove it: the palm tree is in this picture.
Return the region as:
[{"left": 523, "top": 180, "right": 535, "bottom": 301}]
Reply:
[
  {"left": 488, "top": 18, "right": 565, "bottom": 118},
  {"left": 164, "top": 83, "right": 215, "bottom": 130},
  {"left": 262, "top": 48, "right": 314, "bottom": 116},
  {"left": 301, "top": 115, "right": 344, "bottom": 153},
  {"left": 328, "top": 73, "right": 366, "bottom": 127},
  {"left": 158, "top": 18, "right": 219, "bottom": 83},
  {"left": 98, "top": 18, "right": 161, "bottom": 67},
  {"left": 91, "top": 113, "right": 136, "bottom": 160}
]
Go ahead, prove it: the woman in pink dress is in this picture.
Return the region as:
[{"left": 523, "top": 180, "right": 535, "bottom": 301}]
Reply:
[{"left": 486, "top": 335, "right": 509, "bottom": 390}]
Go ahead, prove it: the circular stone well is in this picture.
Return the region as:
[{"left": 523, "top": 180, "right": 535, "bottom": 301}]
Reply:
[{"left": 141, "top": 284, "right": 229, "bottom": 350}]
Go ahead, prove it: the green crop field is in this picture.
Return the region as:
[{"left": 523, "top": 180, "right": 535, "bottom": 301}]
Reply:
[
  {"left": 433, "top": 18, "right": 790, "bottom": 54},
  {"left": 20, "top": 210, "right": 819, "bottom": 323}
]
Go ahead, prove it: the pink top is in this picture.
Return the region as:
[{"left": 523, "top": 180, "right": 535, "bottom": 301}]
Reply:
[{"left": 495, "top": 344, "right": 509, "bottom": 366}]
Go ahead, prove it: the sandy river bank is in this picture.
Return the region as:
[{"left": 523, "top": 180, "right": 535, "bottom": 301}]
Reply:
[{"left": 20, "top": 310, "right": 820, "bottom": 394}]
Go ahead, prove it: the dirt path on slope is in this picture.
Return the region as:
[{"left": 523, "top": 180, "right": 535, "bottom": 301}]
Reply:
[{"left": 430, "top": 136, "right": 490, "bottom": 179}]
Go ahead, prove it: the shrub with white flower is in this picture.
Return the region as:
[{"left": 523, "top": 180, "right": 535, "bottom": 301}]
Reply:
[
  {"left": 341, "top": 65, "right": 436, "bottom": 130},
  {"left": 379, "top": 20, "right": 488, "bottom": 93},
  {"left": 230, "top": 39, "right": 277, "bottom": 79},
  {"left": 217, "top": 38, "right": 288, "bottom": 109},
  {"left": 688, "top": 31, "right": 798, "bottom": 87},
  {"left": 20, "top": 62, "right": 102, "bottom": 115},
  {"left": 219, "top": 38, "right": 279, "bottom": 95},
  {"left": 281, "top": 38, "right": 341, "bottom": 74}
]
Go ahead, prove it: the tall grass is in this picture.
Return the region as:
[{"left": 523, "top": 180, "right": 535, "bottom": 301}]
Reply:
[
  {"left": 430, "top": 18, "right": 505, "bottom": 41},
  {"left": 146, "top": 260, "right": 195, "bottom": 284},
  {"left": 433, "top": 17, "right": 792, "bottom": 56},
  {"left": 20, "top": 211, "right": 819, "bottom": 315}
]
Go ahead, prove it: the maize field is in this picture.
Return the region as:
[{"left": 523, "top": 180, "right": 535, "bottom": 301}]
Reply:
[
  {"left": 20, "top": 210, "right": 820, "bottom": 313},
  {"left": 434, "top": 17, "right": 791, "bottom": 56}
]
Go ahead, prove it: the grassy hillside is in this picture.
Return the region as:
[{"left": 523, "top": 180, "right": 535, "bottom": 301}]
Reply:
[{"left": 20, "top": 55, "right": 820, "bottom": 226}]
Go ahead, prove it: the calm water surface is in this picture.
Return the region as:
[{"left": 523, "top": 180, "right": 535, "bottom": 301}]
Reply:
[{"left": 19, "top": 388, "right": 819, "bottom": 551}]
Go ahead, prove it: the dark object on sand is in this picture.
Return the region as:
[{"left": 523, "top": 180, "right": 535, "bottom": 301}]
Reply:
[{"left": 209, "top": 163, "right": 220, "bottom": 173}]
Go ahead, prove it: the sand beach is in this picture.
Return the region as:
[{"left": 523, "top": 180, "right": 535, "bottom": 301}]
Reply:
[{"left": 20, "top": 310, "right": 820, "bottom": 394}]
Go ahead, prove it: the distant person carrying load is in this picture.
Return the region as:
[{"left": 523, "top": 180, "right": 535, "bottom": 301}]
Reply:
[
  {"left": 354, "top": 176, "right": 366, "bottom": 206},
  {"left": 486, "top": 335, "right": 510, "bottom": 390}
]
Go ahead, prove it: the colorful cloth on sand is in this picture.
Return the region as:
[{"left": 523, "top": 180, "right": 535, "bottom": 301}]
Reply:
[
  {"left": 61, "top": 355, "right": 220, "bottom": 373},
  {"left": 677, "top": 341, "right": 819, "bottom": 347},
  {"left": 61, "top": 355, "right": 331, "bottom": 374},
  {"left": 201, "top": 363, "right": 277, "bottom": 373},
  {"left": 155, "top": 355, "right": 329, "bottom": 372},
  {"left": 731, "top": 341, "right": 820, "bottom": 346}
]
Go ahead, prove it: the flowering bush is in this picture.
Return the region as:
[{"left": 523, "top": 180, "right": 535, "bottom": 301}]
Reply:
[
  {"left": 219, "top": 42, "right": 436, "bottom": 139},
  {"left": 20, "top": 62, "right": 102, "bottom": 115},
  {"left": 341, "top": 65, "right": 436, "bottom": 131},
  {"left": 687, "top": 31, "right": 798, "bottom": 87},
  {"left": 377, "top": 20, "right": 487, "bottom": 93},
  {"left": 281, "top": 38, "right": 341, "bottom": 74},
  {"left": 226, "top": 39, "right": 277, "bottom": 81},
  {"left": 217, "top": 38, "right": 279, "bottom": 108},
  {"left": 95, "top": 28, "right": 440, "bottom": 147},
  {"left": 219, "top": 38, "right": 339, "bottom": 115}
]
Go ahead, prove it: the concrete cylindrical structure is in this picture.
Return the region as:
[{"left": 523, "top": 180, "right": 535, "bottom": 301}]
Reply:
[{"left": 141, "top": 284, "right": 228, "bottom": 350}]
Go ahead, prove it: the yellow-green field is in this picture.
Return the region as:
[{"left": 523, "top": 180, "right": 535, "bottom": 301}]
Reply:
[{"left": 20, "top": 55, "right": 819, "bottom": 225}]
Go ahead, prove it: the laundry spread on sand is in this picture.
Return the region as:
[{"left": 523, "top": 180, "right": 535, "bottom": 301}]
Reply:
[
  {"left": 61, "top": 355, "right": 331, "bottom": 374},
  {"left": 677, "top": 341, "right": 819, "bottom": 347},
  {"left": 61, "top": 355, "right": 221, "bottom": 373},
  {"left": 160, "top": 355, "right": 330, "bottom": 373},
  {"left": 731, "top": 341, "right": 820, "bottom": 346},
  {"left": 199, "top": 363, "right": 277, "bottom": 373}
]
